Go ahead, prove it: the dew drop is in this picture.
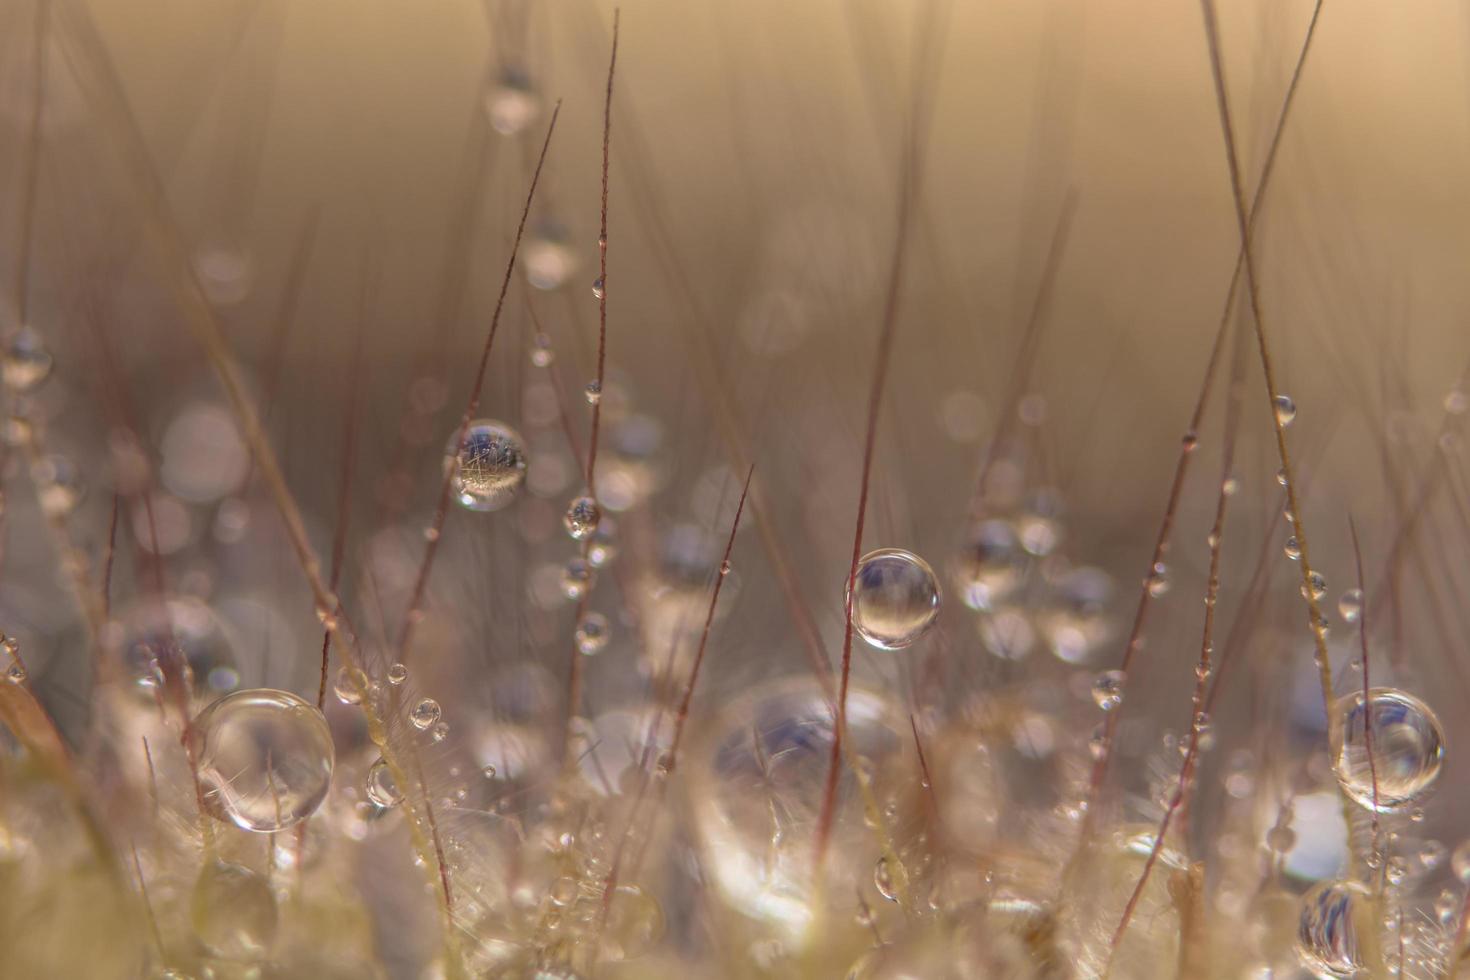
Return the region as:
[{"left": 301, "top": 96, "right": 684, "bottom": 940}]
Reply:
[
  {"left": 194, "top": 689, "right": 335, "bottom": 832},
  {"left": 387, "top": 662, "right": 409, "bottom": 686},
  {"left": 1284, "top": 537, "right": 1301, "bottom": 561},
  {"left": 1301, "top": 571, "right": 1327, "bottom": 601},
  {"left": 591, "top": 277, "right": 606, "bottom": 300},
  {"left": 587, "top": 517, "right": 618, "bottom": 568},
  {"left": 333, "top": 665, "right": 368, "bottom": 705},
  {"left": 849, "top": 548, "right": 941, "bottom": 650},
  {"left": 485, "top": 67, "right": 540, "bottom": 135},
  {"left": 445, "top": 420, "right": 528, "bottom": 513},
  {"left": 564, "top": 495, "right": 601, "bottom": 540},
  {"left": 584, "top": 380, "right": 603, "bottom": 405},
  {"left": 575, "top": 611, "right": 610, "bottom": 656},
  {"left": 366, "top": 758, "right": 403, "bottom": 808},
  {"left": 431, "top": 721, "right": 450, "bottom": 743},
  {"left": 5, "top": 660, "right": 26, "bottom": 684},
  {"left": 873, "top": 856, "right": 898, "bottom": 902},
  {"left": 1332, "top": 687, "right": 1444, "bottom": 812},
  {"left": 1091, "top": 670, "right": 1126, "bottom": 711},
  {"left": 1452, "top": 840, "right": 1470, "bottom": 881},
  {"left": 1339, "top": 589, "right": 1364, "bottom": 624},
  {"left": 410, "top": 698, "right": 442, "bottom": 731},
  {"left": 952, "top": 519, "right": 1025, "bottom": 612},
  {"left": 1145, "top": 563, "right": 1170, "bottom": 597},
  {"left": 531, "top": 333, "right": 556, "bottom": 366},
  {"left": 1274, "top": 394, "right": 1298, "bottom": 426},
  {"left": 561, "top": 557, "right": 594, "bottom": 600},
  {"left": 1296, "top": 879, "right": 1373, "bottom": 978},
  {"left": 2, "top": 326, "right": 52, "bottom": 393}
]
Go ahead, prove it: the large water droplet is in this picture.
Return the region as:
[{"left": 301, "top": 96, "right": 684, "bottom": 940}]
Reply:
[
  {"left": 1295, "top": 879, "right": 1374, "bottom": 978},
  {"left": 446, "top": 420, "right": 527, "bottom": 513},
  {"left": 194, "top": 689, "right": 335, "bottom": 832},
  {"left": 1332, "top": 687, "right": 1444, "bottom": 812},
  {"left": 849, "top": 548, "right": 941, "bottom": 650},
  {"left": 410, "top": 698, "right": 442, "bottom": 731}
]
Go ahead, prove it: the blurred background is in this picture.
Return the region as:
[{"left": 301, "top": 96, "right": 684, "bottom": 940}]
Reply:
[{"left": 4, "top": 0, "right": 1470, "bottom": 954}]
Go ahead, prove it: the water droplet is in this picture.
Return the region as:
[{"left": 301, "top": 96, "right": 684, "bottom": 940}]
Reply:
[
  {"left": 530, "top": 332, "right": 555, "bottom": 366},
  {"left": 563, "top": 495, "right": 601, "bottom": 541},
  {"left": 1276, "top": 468, "right": 1289, "bottom": 487},
  {"left": 1274, "top": 394, "right": 1298, "bottom": 426},
  {"left": 1266, "top": 823, "right": 1297, "bottom": 854},
  {"left": 1146, "top": 563, "right": 1170, "bottom": 597},
  {"left": 873, "top": 856, "right": 898, "bottom": 902},
  {"left": 333, "top": 665, "right": 367, "bottom": 705},
  {"left": 1016, "top": 489, "right": 1064, "bottom": 556},
  {"left": 1088, "top": 725, "right": 1107, "bottom": 759},
  {"left": 584, "top": 380, "right": 603, "bottom": 405},
  {"left": 849, "top": 548, "right": 941, "bottom": 650},
  {"left": 191, "top": 860, "right": 278, "bottom": 960},
  {"left": 2, "top": 326, "right": 52, "bottom": 393},
  {"left": 485, "top": 67, "right": 540, "bottom": 135},
  {"left": 1419, "top": 840, "right": 1446, "bottom": 871},
  {"left": 410, "top": 698, "right": 442, "bottom": 731},
  {"left": 5, "top": 661, "right": 26, "bottom": 684},
  {"left": 366, "top": 758, "right": 403, "bottom": 807},
  {"left": 1284, "top": 537, "right": 1302, "bottom": 561},
  {"left": 1339, "top": 589, "right": 1364, "bottom": 624},
  {"left": 952, "top": 520, "right": 1024, "bottom": 612},
  {"left": 431, "top": 720, "right": 450, "bottom": 743},
  {"left": 1452, "top": 840, "right": 1470, "bottom": 881},
  {"left": 575, "top": 612, "right": 610, "bottom": 656},
  {"left": 194, "top": 689, "right": 335, "bottom": 832},
  {"left": 1332, "top": 687, "right": 1444, "bottom": 812},
  {"left": 587, "top": 517, "right": 618, "bottom": 568},
  {"left": 482, "top": 764, "right": 497, "bottom": 780},
  {"left": 561, "top": 557, "right": 594, "bottom": 600},
  {"left": 1296, "top": 879, "right": 1373, "bottom": 978},
  {"left": 1221, "top": 475, "right": 1239, "bottom": 496},
  {"left": 33, "top": 455, "right": 84, "bottom": 517},
  {"left": 1091, "top": 670, "right": 1125, "bottom": 711},
  {"left": 1301, "top": 571, "right": 1327, "bottom": 601},
  {"left": 445, "top": 420, "right": 527, "bottom": 512},
  {"left": 523, "top": 219, "right": 577, "bottom": 291},
  {"left": 387, "top": 662, "right": 408, "bottom": 686},
  {"left": 591, "top": 277, "right": 606, "bottom": 300}
]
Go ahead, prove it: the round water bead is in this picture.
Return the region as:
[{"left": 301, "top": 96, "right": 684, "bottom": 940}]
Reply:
[
  {"left": 366, "top": 758, "right": 403, "bottom": 808},
  {"left": 333, "top": 665, "right": 368, "bottom": 705},
  {"left": 1338, "top": 589, "right": 1364, "bottom": 624},
  {"left": 192, "top": 860, "right": 278, "bottom": 961},
  {"left": 952, "top": 519, "right": 1025, "bottom": 612},
  {"left": 446, "top": 420, "right": 527, "bottom": 512},
  {"left": 1295, "top": 879, "right": 1375, "bottom": 978},
  {"left": 410, "top": 698, "right": 442, "bottom": 731},
  {"left": 849, "top": 548, "right": 941, "bottom": 650},
  {"left": 1091, "top": 670, "right": 1126, "bottom": 711},
  {"left": 575, "top": 612, "right": 610, "bottom": 655},
  {"left": 522, "top": 219, "right": 576, "bottom": 290},
  {"left": 194, "top": 689, "right": 335, "bottom": 832},
  {"left": 2, "top": 325, "right": 52, "bottom": 392},
  {"left": 1332, "top": 688, "right": 1444, "bottom": 812},
  {"left": 561, "top": 557, "right": 594, "bottom": 600},
  {"left": 32, "top": 454, "right": 85, "bottom": 517},
  {"left": 387, "top": 662, "right": 409, "bottom": 686},
  {"left": 485, "top": 67, "right": 541, "bottom": 135},
  {"left": 563, "top": 494, "right": 601, "bottom": 540},
  {"left": 1274, "top": 394, "right": 1298, "bottom": 427},
  {"left": 684, "top": 678, "right": 909, "bottom": 941},
  {"left": 112, "top": 597, "right": 240, "bottom": 700}
]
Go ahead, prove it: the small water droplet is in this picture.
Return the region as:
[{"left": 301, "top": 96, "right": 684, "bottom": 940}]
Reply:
[
  {"left": 561, "top": 557, "right": 594, "bottom": 600},
  {"left": 584, "top": 380, "right": 603, "bottom": 405},
  {"left": 387, "top": 663, "right": 408, "bottom": 686},
  {"left": 1091, "top": 670, "right": 1125, "bottom": 711},
  {"left": 1146, "top": 563, "right": 1170, "bottom": 597},
  {"left": 333, "top": 665, "right": 367, "bottom": 705},
  {"left": 2, "top": 326, "right": 52, "bottom": 393},
  {"left": 591, "top": 277, "right": 606, "bottom": 300},
  {"left": 1301, "top": 571, "right": 1327, "bottom": 601},
  {"left": 1284, "top": 537, "right": 1301, "bottom": 561},
  {"left": 1274, "top": 394, "right": 1297, "bottom": 426},
  {"left": 564, "top": 495, "right": 601, "bottom": 541},
  {"left": 1338, "top": 589, "right": 1364, "bottom": 624},
  {"left": 575, "top": 612, "right": 610, "bottom": 656},
  {"left": 410, "top": 698, "right": 442, "bottom": 731},
  {"left": 873, "top": 856, "right": 898, "bottom": 902},
  {"left": 366, "top": 758, "right": 403, "bottom": 807}
]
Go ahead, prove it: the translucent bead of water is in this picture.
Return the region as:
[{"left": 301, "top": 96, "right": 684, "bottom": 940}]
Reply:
[
  {"left": 564, "top": 495, "right": 601, "bottom": 541},
  {"left": 445, "top": 420, "right": 527, "bottom": 512},
  {"left": 575, "top": 612, "right": 610, "bottom": 655},
  {"left": 1338, "top": 589, "right": 1364, "bottom": 624},
  {"left": 1332, "top": 687, "right": 1444, "bottom": 812},
  {"left": 848, "top": 548, "right": 941, "bottom": 650},
  {"left": 485, "top": 67, "right": 540, "bottom": 135},
  {"left": 193, "top": 689, "right": 335, "bottom": 832},
  {"left": 1273, "top": 394, "right": 1297, "bottom": 426},
  {"left": 2, "top": 326, "right": 53, "bottom": 392},
  {"left": 366, "top": 757, "right": 403, "bottom": 808},
  {"left": 191, "top": 860, "right": 278, "bottom": 960},
  {"left": 1091, "top": 670, "right": 1126, "bottom": 711},
  {"left": 410, "top": 698, "right": 442, "bottom": 731},
  {"left": 1295, "top": 879, "right": 1373, "bottom": 978}
]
